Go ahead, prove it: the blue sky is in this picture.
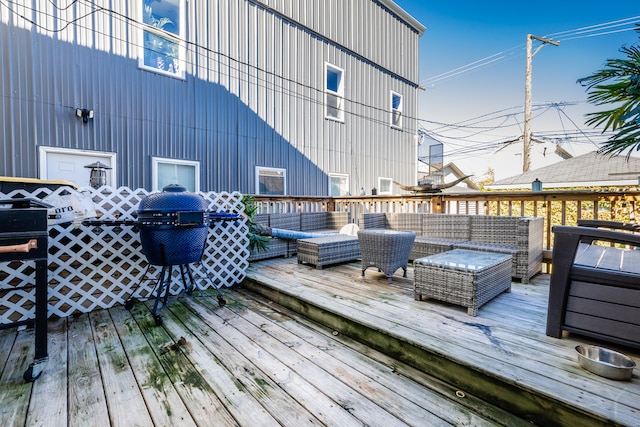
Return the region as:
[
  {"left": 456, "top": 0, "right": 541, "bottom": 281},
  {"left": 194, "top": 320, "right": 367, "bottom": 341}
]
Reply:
[{"left": 392, "top": 1, "right": 639, "bottom": 176}]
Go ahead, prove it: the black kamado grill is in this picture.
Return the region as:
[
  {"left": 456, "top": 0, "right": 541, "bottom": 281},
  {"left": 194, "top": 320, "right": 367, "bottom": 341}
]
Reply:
[
  {"left": 86, "top": 184, "right": 239, "bottom": 325},
  {"left": 137, "top": 184, "right": 210, "bottom": 266}
]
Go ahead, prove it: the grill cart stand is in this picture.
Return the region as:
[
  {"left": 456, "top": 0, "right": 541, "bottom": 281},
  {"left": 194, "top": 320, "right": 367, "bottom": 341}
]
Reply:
[{"left": 0, "top": 198, "right": 51, "bottom": 381}]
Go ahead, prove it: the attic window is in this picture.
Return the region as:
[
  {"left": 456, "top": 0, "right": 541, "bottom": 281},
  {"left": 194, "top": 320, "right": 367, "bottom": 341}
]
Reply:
[{"left": 139, "top": 0, "right": 186, "bottom": 79}]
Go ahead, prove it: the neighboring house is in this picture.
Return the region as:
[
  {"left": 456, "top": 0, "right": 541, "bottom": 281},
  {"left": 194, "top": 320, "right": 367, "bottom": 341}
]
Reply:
[
  {"left": 448, "top": 136, "right": 580, "bottom": 183},
  {"left": 416, "top": 131, "right": 478, "bottom": 193},
  {"left": 486, "top": 151, "right": 640, "bottom": 190},
  {"left": 418, "top": 162, "right": 479, "bottom": 192},
  {"left": 0, "top": 0, "right": 425, "bottom": 195}
]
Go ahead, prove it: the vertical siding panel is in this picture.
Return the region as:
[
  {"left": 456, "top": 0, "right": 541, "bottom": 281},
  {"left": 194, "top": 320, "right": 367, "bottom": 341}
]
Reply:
[{"left": 1, "top": 0, "right": 422, "bottom": 195}]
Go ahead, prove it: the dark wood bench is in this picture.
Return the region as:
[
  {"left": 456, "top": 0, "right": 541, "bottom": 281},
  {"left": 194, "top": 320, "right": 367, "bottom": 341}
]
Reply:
[{"left": 546, "top": 222, "right": 640, "bottom": 349}]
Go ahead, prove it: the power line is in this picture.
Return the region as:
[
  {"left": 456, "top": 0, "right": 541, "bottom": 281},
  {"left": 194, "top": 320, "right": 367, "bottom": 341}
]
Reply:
[
  {"left": 0, "top": 0, "right": 425, "bottom": 136},
  {"left": 419, "top": 99, "right": 617, "bottom": 162},
  {"left": 1, "top": 0, "right": 633, "bottom": 150},
  {"left": 420, "top": 45, "right": 524, "bottom": 87},
  {"left": 422, "top": 17, "right": 639, "bottom": 87},
  {"left": 545, "top": 16, "right": 640, "bottom": 40}
]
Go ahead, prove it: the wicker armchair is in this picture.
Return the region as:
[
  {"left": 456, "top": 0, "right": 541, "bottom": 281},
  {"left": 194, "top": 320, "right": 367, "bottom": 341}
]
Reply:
[{"left": 358, "top": 229, "right": 416, "bottom": 283}]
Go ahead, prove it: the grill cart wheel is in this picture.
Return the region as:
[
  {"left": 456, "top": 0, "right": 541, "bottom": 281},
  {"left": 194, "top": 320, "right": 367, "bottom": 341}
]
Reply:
[
  {"left": 217, "top": 294, "right": 226, "bottom": 307},
  {"left": 154, "top": 315, "right": 163, "bottom": 326},
  {"left": 23, "top": 362, "right": 44, "bottom": 382}
]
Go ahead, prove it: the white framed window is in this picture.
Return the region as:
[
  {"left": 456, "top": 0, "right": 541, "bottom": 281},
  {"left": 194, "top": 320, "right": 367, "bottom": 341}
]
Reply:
[
  {"left": 390, "top": 91, "right": 403, "bottom": 129},
  {"left": 329, "top": 173, "right": 349, "bottom": 196},
  {"left": 152, "top": 157, "right": 199, "bottom": 192},
  {"left": 139, "top": 0, "right": 186, "bottom": 79},
  {"left": 325, "top": 63, "right": 344, "bottom": 121},
  {"left": 378, "top": 177, "right": 393, "bottom": 195},
  {"left": 256, "top": 166, "right": 286, "bottom": 195}
]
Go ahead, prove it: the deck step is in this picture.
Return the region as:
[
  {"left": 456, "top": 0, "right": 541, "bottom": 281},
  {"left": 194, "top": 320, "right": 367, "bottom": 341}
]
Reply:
[{"left": 242, "top": 258, "right": 640, "bottom": 427}]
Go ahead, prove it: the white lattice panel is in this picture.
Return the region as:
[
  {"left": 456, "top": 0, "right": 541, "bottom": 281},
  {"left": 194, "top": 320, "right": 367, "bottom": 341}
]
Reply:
[{"left": 0, "top": 186, "right": 249, "bottom": 324}]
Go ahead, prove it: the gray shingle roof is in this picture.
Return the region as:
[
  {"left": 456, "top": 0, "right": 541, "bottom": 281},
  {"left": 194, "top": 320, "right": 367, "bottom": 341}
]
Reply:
[{"left": 487, "top": 151, "right": 640, "bottom": 189}]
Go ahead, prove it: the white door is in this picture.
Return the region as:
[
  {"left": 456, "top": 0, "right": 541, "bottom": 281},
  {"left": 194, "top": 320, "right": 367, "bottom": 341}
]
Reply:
[{"left": 39, "top": 147, "right": 116, "bottom": 188}]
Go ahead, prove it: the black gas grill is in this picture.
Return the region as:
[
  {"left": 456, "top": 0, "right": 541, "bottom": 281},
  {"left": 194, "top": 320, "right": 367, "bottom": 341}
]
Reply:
[{"left": 0, "top": 198, "right": 50, "bottom": 381}]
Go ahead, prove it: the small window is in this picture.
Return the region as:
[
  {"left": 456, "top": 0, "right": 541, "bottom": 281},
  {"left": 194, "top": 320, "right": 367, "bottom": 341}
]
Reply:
[
  {"left": 152, "top": 157, "right": 199, "bottom": 192},
  {"left": 329, "top": 174, "right": 349, "bottom": 196},
  {"left": 325, "top": 63, "right": 344, "bottom": 121},
  {"left": 378, "top": 177, "right": 393, "bottom": 195},
  {"left": 391, "top": 91, "right": 403, "bottom": 128},
  {"left": 140, "top": 0, "right": 185, "bottom": 78},
  {"left": 256, "top": 166, "right": 286, "bottom": 195}
]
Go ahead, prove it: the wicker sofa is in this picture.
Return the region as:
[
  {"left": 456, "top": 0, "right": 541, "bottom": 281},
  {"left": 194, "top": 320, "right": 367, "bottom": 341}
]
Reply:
[
  {"left": 359, "top": 213, "right": 543, "bottom": 283},
  {"left": 248, "top": 212, "right": 351, "bottom": 261}
]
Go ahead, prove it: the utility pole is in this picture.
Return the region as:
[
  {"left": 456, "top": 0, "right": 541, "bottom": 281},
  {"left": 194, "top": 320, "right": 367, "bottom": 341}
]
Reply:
[{"left": 523, "top": 34, "right": 559, "bottom": 172}]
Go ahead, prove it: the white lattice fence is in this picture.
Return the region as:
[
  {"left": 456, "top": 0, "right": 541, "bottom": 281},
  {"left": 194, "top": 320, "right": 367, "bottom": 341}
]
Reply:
[{"left": 1, "top": 186, "right": 249, "bottom": 323}]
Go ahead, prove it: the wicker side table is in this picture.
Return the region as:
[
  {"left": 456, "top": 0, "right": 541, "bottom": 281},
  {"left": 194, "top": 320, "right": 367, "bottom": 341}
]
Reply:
[
  {"left": 414, "top": 249, "right": 512, "bottom": 316},
  {"left": 297, "top": 235, "right": 361, "bottom": 269},
  {"left": 358, "top": 229, "right": 416, "bottom": 283}
]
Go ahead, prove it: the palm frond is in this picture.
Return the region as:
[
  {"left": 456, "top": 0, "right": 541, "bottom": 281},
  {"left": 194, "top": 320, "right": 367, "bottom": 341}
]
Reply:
[{"left": 578, "top": 26, "right": 640, "bottom": 157}]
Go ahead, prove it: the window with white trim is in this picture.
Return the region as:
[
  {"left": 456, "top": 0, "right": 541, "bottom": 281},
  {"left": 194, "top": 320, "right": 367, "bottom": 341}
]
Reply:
[
  {"left": 325, "top": 63, "right": 344, "bottom": 121},
  {"left": 140, "top": 0, "right": 185, "bottom": 78},
  {"left": 256, "top": 166, "right": 286, "bottom": 195},
  {"left": 152, "top": 157, "right": 199, "bottom": 192},
  {"left": 329, "top": 173, "right": 349, "bottom": 196},
  {"left": 390, "top": 91, "right": 403, "bottom": 128},
  {"left": 378, "top": 177, "right": 393, "bottom": 195}
]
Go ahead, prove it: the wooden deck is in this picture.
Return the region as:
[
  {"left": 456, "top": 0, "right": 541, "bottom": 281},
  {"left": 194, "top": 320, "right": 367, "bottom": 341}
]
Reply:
[
  {"left": 1, "top": 271, "right": 530, "bottom": 427},
  {"left": 243, "top": 258, "right": 640, "bottom": 427},
  {"left": 0, "top": 258, "right": 638, "bottom": 426}
]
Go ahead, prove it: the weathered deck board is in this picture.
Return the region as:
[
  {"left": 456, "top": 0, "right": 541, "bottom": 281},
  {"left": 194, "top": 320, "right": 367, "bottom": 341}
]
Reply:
[
  {"left": 176, "top": 296, "right": 407, "bottom": 427},
  {"left": 188, "top": 297, "right": 431, "bottom": 426},
  {"left": 1, "top": 270, "right": 528, "bottom": 427},
  {"left": 211, "top": 292, "right": 530, "bottom": 426},
  {"left": 154, "top": 300, "right": 309, "bottom": 426},
  {"left": 0, "top": 326, "right": 35, "bottom": 426},
  {"left": 243, "top": 258, "right": 640, "bottom": 427},
  {"left": 26, "top": 318, "right": 67, "bottom": 426},
  {"left": 108, "top": 308, "right": 198, "bottom": 427},
  {"left": 124, "top": 303, "right": 239, "bottom": 427},
  {"left": 66, "top": 312, "right": 110, "bottom": 427},
  {"left": 89, "top": 308, "right": 156, "bottom": 427}
]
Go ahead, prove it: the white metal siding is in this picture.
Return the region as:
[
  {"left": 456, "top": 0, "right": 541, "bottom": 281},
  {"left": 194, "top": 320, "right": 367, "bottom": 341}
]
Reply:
[{"left": 0, "top": 0, "right": 423, "bottom": 195}]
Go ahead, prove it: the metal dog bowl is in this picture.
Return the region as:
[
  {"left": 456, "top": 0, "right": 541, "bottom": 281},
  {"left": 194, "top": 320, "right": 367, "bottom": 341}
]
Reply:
[{"left": 575, "top": 345, "right": 636, "bottom": 381}]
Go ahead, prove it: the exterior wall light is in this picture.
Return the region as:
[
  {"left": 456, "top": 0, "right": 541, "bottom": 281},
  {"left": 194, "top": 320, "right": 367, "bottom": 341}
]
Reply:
[
  {"left": 532, "top": 178, "right": 542, "bottom": 191},
  {"left": 84, "top": 161, "right": 111, "bottom": 188},
  {"left": 76, "top": 108, "right": 94, "bottom": 123}
]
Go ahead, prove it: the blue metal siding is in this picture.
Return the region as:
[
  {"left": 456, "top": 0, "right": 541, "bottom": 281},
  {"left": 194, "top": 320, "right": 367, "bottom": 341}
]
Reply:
[{"left": 0, "top": 0, "right": 423, "bottom": 195}]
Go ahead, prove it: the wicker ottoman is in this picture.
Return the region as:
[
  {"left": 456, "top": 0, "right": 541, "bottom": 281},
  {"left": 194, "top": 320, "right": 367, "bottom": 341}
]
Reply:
[
  {"left": 414, "top": 249, "right": 512, "bottom": 316},
  {"left": 297, "top": 235, "right": 361, "bottom": 269}
]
